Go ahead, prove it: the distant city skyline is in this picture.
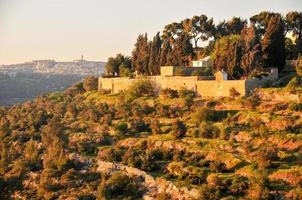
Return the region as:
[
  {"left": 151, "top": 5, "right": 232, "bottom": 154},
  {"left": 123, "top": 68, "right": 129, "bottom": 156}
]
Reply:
[{"left": 0, "top": 0, "right": 301, "bottom": 64}]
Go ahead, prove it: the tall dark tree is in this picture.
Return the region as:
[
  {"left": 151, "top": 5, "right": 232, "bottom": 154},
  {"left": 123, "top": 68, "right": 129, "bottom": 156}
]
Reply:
[
  {"left": 261, "top": 14, "right": 285, "bottom": 70},
  {"left": 212, "top": 34, "right": 243, "bottom": 79},
  {"left": 132, "top": 34, "right": 151, "bottom": 75},
  {"left": 148, "top": 32, "right": 162, "bottom": 75},
  {"left": 285, "top": 11, "right": 302, "bottom": 57},
  {"left": 159, "top": 38, "right": 172, "bottom": 66},
  {"left": 240, "top": 24, "right": 263, "bottom": 76},
  {"left": 167, "top": 33, "right": 194, "bottom": 66}
]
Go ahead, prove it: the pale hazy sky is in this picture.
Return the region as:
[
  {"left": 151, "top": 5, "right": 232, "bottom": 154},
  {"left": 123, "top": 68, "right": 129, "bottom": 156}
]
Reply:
[{"left": 0, "top": 0, "right": 301, "bottom": 64}]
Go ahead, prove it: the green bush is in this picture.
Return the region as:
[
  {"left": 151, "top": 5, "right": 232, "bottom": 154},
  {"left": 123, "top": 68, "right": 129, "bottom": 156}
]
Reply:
[
  {"left": 150, "top": 119, "right": 161, "bottom": 135},
  {"left": 119, "top": 65, "right": 133, "bottom": 77},
  {"left": 83, "top": 76, "right": 98, "bottom": 92},
  {"left": 179, "top": 87, "right": 194, "bottom": 99},
  {"left": 114, "top": 122, "right": 129, "bottom": 139},
  {"left": 229, "top": 87, "right": 240, "bottom": 98},
  {"left": 129, "top": 119, "right": 149, "bottom": 133},
  {"left": 96, "top": 172, "right": 144, "bottom": 200},
  {"left": 198, "top": 122, "right": 220, "bottom": 139},
  {"left": 125, "top": 79, "right": 156, "bottom": 101},
  {"left": 289, "top": 103, "right": 302, "bottom": 111},
  {"left": 172, "top": 120, "right": 187, "bottom": 139},
  {"left": 286, "top": 76, "right": 302, "bottom": 91},
  {"left": 191, "top": 107, "right": 220, "bottom": 125},
  {"left": 160, "top": 88, "right": 178, "bottom": 98}
]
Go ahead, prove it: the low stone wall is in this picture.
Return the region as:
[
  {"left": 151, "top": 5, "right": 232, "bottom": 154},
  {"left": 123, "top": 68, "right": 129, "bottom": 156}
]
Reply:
[
  {"left": 197, "top": 80, "right": 246, "bottom": 97},
  {"left": 99, "top": 77, "right": 138, "bottom": 93},
  {"left": 99, "top": 68, "right": 278, "bottom": 97}
]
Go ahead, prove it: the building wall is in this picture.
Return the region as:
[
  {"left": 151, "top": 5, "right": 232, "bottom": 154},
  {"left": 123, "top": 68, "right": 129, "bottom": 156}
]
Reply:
[
  {"left": 160, "top": 76, "right": 198, "bottom": 92},
  {"left": 196, "top": 80, "right": 246, "bottom": 97},
  {"left": 99, "top": 67, "right": 278, "bottom": 97},
  {"left": 100, "top": 76, "right": 247, "bottom": 97},
  {"left": 100, "top": 77, "right": 137, "bottom": 93},
  {"left": 160, "top": 66, "right": 174, "bottom": 76}
]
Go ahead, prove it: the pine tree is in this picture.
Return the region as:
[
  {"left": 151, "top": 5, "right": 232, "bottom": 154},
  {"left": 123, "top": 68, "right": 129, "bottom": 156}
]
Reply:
[{"left": 262, "top": 14, "right": 285, "bottom": 70}]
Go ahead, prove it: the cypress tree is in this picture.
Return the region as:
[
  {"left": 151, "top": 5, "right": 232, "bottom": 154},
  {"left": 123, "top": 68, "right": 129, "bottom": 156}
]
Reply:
[
  {"left": 148, "top": 32, "right": 162, "bottom": 75},
  {"left": 240, "top": 24, "right": 263, "bottom": 76},
  {"left": 131, "top": 33, "right": 151, "bottom": 75},
  {"left": 160, "top": 38, "right": 172, "bottom": 66},
  {"left": 168, "top": 33, "right": 194, "bottom": 66},
  {"left": 261, "top": 14, "right": 285, "bottom": 70},
  {"left": 212, "top": 34, "right": 243, "bottom": 79}
]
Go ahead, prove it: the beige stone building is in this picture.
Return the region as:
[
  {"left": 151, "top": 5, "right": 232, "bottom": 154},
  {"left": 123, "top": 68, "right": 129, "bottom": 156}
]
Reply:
[{"left": 99, "top": 66, "right": 278, "bottom": 97}]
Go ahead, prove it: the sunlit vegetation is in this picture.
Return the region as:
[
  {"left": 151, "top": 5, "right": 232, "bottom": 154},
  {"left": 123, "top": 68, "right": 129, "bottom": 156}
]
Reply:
[{"left": 0, "top": 10, "right": 302, "bottom": 199}]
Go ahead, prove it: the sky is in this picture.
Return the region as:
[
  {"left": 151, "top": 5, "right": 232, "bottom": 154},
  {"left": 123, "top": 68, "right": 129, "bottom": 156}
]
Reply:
[{"left": 0, "top": 0, "right": 301, "bottom": 64}]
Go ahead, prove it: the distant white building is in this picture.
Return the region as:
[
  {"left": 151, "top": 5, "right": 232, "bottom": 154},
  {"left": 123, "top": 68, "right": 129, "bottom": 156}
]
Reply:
[{"left": 192, "top": 56, "right": 212, "bottom": 68}]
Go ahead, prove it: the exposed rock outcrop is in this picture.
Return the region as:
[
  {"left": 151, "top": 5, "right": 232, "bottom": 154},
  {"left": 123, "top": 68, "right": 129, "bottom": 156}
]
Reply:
[{"left": 97, "top": 160, "right": 200, "bottom": 200}]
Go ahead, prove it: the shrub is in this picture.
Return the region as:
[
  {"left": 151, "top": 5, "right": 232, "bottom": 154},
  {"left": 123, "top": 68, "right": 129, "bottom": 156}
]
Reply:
[
  {"left": 114, "top": 122, "right": 128, "bottom": 138},
  {"left": 286, "top": 76, "right": 302, "bottom": 91},
  {"left": 172, "top": 120, "right": 187, "bottom": 139},
  {"left": 150, "top": 119, "right": 161, "bottom": 135},
  {"left": 229, "top": 87, "right": 240, "bottom": 98},
  {"left": 155, "top": 103, "right": 170, "bottom": 118},
  {"left": 64, "top": 82, "right": 85, "bottom": 96},
  {"left": 160, "top": 88, "right": 178, "bottom": 98},
  {"left": 125, "top": 79, "right": 156, "bottom": 101},
  {"left": 96, "top": 172, "right": 144, "bottom": 200},
  {"left": 24, "top": 139, "right": 40, "bottom": 170},
  {"left": 289, "top": 103, "right": 302, "bottom": 111},
  {"left": 119, "top": 65, "right": 133, "bottom": 77},
  {"left": 129, "top": 119, "right": 149, "bottom": 133},
  {"left": 83, "top": 76, "right": 98, "bottom": 92},
  {"left": 198, "top": 122, "right": 220, "bottom": 139},
  {"left": 191, "top": 107, "right": 219, "bottom": 125},
  {"left": 178, "top": 87, "right": 194, "bottom": 99},
  {"left": 199, "top": 184, "right": 221, "bottom": 200},
  {"left": 230, "top": 175, "right": 249, "bottom": 195}
]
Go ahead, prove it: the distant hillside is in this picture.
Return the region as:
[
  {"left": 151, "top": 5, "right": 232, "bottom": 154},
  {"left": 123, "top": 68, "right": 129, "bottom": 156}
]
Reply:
[
  {"left": 0, "top": 60, "right": 105, "bottom": 106},
  {"left": 0, "top": 59, "right": 105, "bottom": 75}
]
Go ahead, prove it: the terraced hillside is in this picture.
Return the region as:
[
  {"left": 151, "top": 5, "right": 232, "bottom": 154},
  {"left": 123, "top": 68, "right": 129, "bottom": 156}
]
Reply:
[{"left": 0, "top": 78, "right": 301, "bottom": 199}]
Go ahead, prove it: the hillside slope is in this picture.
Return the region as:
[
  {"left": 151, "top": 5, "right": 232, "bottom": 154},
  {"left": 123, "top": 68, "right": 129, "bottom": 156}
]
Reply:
[{"left": 0, "top": 80, "right": 301, "bottom": 199}]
